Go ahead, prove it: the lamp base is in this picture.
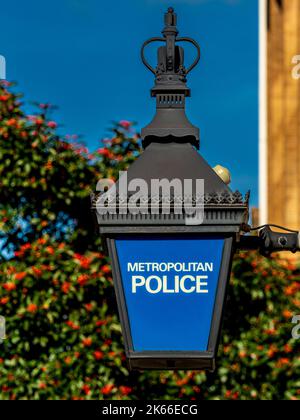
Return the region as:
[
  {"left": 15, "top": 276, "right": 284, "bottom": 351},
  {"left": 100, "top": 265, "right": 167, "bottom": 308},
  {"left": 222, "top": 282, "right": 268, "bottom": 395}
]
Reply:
[{"left": 127, "top": 352, "right": 216, "bottom": 372}]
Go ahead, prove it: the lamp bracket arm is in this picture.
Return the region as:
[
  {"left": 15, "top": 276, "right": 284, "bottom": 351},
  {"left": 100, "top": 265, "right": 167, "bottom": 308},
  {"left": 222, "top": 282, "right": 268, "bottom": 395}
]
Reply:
[{"left": 237, "top": 225, "right": 300, "bottom": 256}]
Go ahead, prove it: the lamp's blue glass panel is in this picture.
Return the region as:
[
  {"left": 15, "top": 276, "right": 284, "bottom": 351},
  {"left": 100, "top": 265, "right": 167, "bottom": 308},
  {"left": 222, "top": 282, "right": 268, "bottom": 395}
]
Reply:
[{"left": 115, "top": 236, "right": 225, "bottom": 352}]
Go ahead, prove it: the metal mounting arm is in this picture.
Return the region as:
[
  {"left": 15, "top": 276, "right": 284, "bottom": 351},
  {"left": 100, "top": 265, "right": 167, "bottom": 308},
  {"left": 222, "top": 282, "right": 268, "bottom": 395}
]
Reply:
[{"left": 238, "top": 225, "right": 300, "bottom": 256}]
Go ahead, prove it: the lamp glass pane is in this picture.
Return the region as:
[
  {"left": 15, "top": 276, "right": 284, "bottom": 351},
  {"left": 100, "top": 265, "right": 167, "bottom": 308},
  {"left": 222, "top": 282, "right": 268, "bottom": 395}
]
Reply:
[{"left": 115, "top": 235, "right": 225, "bottom": 352}]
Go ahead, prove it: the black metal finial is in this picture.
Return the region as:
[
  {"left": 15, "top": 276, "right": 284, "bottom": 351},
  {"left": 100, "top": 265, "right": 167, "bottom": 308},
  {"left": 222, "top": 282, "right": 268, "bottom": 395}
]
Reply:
[
  {"left": 141, "top": 7, "right": 200, "bottom": 92},
  {"left": 141, "top": 8, "right": 201, "bottom": 149},
  {"left": 164, "top": 7, "right": 177, "bottom": 27}
]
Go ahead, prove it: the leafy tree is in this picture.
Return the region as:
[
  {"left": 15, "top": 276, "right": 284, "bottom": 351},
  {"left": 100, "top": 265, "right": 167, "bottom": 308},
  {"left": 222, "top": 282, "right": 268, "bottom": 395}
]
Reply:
[{"left": 0, "top": 81, "right": 300, "bottom": 400}]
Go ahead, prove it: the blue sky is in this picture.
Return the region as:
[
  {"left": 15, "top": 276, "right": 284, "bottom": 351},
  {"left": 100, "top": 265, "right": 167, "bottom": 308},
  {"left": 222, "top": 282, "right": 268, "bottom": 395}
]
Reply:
[{"left": 0, "top": 0, "right": 258, "bottom": 203}]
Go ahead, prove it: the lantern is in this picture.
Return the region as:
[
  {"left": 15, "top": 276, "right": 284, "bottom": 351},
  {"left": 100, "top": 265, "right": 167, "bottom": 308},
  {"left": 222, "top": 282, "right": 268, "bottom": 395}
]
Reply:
[{"left": 92, "top": 8, "right": 250, "bottom": 370}]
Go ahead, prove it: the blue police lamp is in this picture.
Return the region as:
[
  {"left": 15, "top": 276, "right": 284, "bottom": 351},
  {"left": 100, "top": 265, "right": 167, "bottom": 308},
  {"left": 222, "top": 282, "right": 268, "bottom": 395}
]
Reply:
[
  {"left": 92, "top": 8, "right": 249, "bottom": 371},
  {"left": 92, "top": 8, "right": 300, "bottom": 371}
]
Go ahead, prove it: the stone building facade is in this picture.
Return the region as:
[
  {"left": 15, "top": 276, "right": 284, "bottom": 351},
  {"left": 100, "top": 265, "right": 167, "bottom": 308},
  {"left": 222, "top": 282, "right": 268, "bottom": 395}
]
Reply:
[{"left": 266, "top": 0, "right": 300, "bottom": 230}]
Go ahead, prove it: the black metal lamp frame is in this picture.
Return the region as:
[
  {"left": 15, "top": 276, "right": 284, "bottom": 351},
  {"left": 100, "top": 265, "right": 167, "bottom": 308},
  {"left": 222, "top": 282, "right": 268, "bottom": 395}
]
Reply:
[
  {"left": 91, "top": 7, "right": 300, "bottom": 372},
  {"left": 106, "top": 230, "right": 233, "bottom": 371}
]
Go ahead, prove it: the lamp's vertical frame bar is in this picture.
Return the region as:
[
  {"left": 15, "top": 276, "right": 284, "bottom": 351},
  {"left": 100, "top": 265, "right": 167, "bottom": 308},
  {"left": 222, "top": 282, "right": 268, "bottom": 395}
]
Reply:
[
  {"left": 107, "top": 238, "right": 134, "bottom": 360},
  {"left": 207, "top": 236, "right": 234, "bottom": 366}
]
